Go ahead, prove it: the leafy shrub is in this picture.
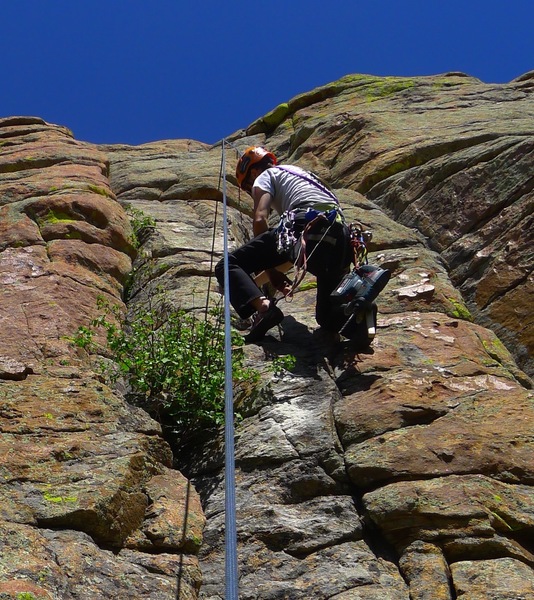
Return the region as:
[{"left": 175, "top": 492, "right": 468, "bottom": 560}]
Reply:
[
  {"left": 270, "top": 353, "right": 297, "bottom": 376},
  {"left": 73, "top": 298, "right": 258, "bottom": 446},
  {"left": 124, "top": 205, "right": 156, "bottom": 248}
]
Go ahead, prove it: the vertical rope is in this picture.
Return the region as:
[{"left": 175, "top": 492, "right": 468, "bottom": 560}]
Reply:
[
  {"left": 205, "top": 187, "right": 220, "bottom": 321},
  {"left": 221, "top": 139, "right": 238, "bottom": 600}
]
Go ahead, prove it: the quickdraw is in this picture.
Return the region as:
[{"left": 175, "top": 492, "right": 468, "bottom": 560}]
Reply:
[{"left": 348, "top": 222, "right": 372, "bottom": 268}]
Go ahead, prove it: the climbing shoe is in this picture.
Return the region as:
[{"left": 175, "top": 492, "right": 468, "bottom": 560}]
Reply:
[
  {"left": 339, "top": 301, "right": 378, "bottom": 350},
  {"left": 245, "top": 303, "right": 284, "bottom": 343}
]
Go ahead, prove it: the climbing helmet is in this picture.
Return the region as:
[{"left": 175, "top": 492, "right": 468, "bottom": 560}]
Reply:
[{"left": 236, "top": 146, "right": 277, "bottom": 189}]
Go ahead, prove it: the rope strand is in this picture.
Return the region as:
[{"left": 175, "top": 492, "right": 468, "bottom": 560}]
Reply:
[{"left": 220, "top": 140, "right": 239, "bottom": 600}]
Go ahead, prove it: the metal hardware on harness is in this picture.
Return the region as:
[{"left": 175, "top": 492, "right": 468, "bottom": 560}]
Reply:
[
  {"left": 349, "top": 222, "right": 371, "bottom": 268},
  {"left": 286, "top": 212, "right": 335, "bottom": 297}
]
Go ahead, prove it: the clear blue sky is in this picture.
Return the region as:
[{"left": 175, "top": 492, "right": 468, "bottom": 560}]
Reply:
[{"left": 2, "top": 0, "right": 532, "bottom": 146}]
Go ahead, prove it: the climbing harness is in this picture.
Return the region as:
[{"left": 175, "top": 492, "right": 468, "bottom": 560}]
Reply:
[
  {"left": 287, "top": 211, "right": 339, "bottom": 294},
  {"left": 275, "top": 203, "right": 341, "bottom": 256},
  {"left": 270, "top": 167, "right": 346, "bottom": 301}
]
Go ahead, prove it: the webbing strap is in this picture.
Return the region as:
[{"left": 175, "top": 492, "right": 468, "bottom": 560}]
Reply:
[
  {"left": 275, "top": 165, "right": 340, "bottom": 204},
  {"left": 221, "top": 140, "right": 238, "bottom": 600}
]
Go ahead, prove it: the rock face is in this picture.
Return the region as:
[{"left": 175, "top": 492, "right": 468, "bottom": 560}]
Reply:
[
  {"left": 1, "top": 71, "right": 533, "bottom": 599},
  {"left": 0, "top": 117, "right": 204, "bottom": 599},
  {"left": 247, "top": 71, "right": 534, "bottom": 377}
]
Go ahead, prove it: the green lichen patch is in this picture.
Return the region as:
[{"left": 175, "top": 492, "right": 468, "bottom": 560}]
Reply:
[
  {"left": 447, "top": 297, "right": 473, "bottom": 321},
  {"left": 363, "top": 77, "right": 417, "bottom": 101},
  {"left": 35, "top": 209, "right": 76, "bottom": 227},
  {"left": 263, "top": 103, "right": 290, "bottom": 129},
  {"left": 86, "top": 183, "right": 114, "bottom": 198},
  {"left": 298, "top": 280, "right": 317, "bottom": 291},
  {"left": 43, "top": 491, "right": 78, "bottom": 504},
  {"left": 481, "top": 337, "right": 513, "bottom": 367}
]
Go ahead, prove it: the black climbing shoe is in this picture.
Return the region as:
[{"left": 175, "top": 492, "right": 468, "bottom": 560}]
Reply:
[{"left": 245, "top": 303, "right": 284, "bottom": 343}]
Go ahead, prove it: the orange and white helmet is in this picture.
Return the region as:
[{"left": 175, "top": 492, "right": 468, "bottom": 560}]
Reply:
[{"left": 235, "top": 146, "right": 277, "bottom": 189}]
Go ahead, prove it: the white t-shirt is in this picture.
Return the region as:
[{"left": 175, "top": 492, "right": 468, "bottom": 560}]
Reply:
[{"left": 252, "top": 166, "right": 338, "bottom": 215}]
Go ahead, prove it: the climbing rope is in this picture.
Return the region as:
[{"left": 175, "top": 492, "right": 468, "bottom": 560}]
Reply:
[
  {"left": 219, "top": 139, "right": 239, "bottom": 600},
  {"left": 205, "top": 184, "right": 220, "bottom": 320}
]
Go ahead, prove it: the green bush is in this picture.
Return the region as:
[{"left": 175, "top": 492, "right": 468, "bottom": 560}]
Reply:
[
  {"left": 124, "top": 205, "right": 156, "bottom": 248},
  {"left": 73, "top": 298, "right": 258, "bottom": 445}
]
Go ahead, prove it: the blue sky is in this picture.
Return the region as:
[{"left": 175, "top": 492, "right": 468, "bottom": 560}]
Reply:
[{"left": 2, "top": 0, "right": 532, "bottom": 146}]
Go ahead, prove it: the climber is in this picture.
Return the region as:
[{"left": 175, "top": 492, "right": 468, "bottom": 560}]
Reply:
[{"left": 215, "top": 146, "right": 356, "bottom": 343}]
